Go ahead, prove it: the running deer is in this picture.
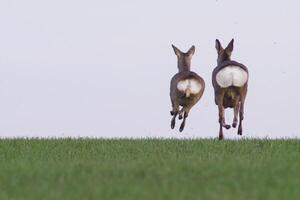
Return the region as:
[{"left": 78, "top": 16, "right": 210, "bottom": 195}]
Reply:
[
  {"left": 212, "top": 39, "right": 249, "bottom": 140},
  {"left": 170, "top": 45, "right": 205, "bottom": 132}
]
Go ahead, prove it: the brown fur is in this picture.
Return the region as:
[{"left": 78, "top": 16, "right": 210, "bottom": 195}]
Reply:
[
  {"left": 212, "top": 39, "right": 249, "bottom": 140},
  {"left": 170, "top": 45, "right": 205, "bottom": 132}
]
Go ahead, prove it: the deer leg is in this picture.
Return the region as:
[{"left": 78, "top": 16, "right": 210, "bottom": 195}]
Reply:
[
  {"left": 232, "top": 102, "right": 240, "bottom": 128},
  {"left": 171, "top": 112, "right": 178, "bottom": 129},
  {"left": 179, "top": 111, "right": 189, "bottom": 132},
  {"left": 238, "top": 100, "right": 244, "bottom": 135},
  {"left": 219, "top": 122, "right": 224, "bottom": 140},
  {"left": 220, "top": 105, "right": 231, "bottom": 130},
  {"left": 216, "top": 92, "right": 230, "bottom": 130},
  {"left": 179, "top": 106, "right": 192, "bottom": 132},
  {"left": 170, "top": 101, "right": 179, "bottom": 116},
  {"left": 216, "top": 92, "right": 228, "bottom": 140},
  {"left": 218, "top": 104, "right": 225, "bottom": 140},
  {"left": 171, "top": 101, "right": 179, "bottom": 129},
  {"left": 178, "top": 107, "right": 184, "bottom": 120}
]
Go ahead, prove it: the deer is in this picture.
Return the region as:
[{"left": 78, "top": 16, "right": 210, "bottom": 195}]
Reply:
[
  {"left": 212, "top": 39, "right": 249, "bottom": 140},
  {"left": 170, "top": 45, "right": 205, "bottom": 132}
]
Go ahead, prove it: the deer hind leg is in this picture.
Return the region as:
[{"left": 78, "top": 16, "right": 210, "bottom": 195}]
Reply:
[
  {"left": 178, "top": 107, "right": 185, "bottom": 120},
  {"left": 238, "top": 86, "right": 248, "bottom": 136},
  {"left": 218, "top": 104, "right": 225, "bottom": 140},
  {"left": 219, "top": 105, "right": 231, "bottom": 130},
  {"left": 232, "top": 98, "right": 240, "bottom": 128},
  {"left": 216, "top": 92, "right": 230, "bottom": 140},
  {"left": 171, "top": 101, "right": 179, "bottom": 129},
  {"left": 216, "top": 91, "right": 230, "bottom": 131},
  {"left": 179, "top": 106, "right": 192, "bottom": 132},
  {"left": 238, "top": 99, "right": 245, "bottom": 135},
  {"left": 170, "top": 100, "right": 179, "bottom": 116}
]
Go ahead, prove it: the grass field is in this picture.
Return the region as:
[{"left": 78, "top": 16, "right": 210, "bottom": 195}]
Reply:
[{"left": 0, "top": 139, "right": 300, "bottom": 200}]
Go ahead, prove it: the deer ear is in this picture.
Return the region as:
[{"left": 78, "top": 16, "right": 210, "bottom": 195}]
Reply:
[
  {"left": 187, "top": 45, "right": 195, "bottom": 56},
  {"left": 215, "top": 39, "right": 223, "bottom": 53},
  {"left": 172, "top": 44, "right": 182, "bottom": 57},
  {"left": 225, "top": 38, "right": 234, "bottom": 53}
]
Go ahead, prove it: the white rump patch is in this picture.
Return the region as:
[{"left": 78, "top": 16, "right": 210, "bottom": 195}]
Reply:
[
  {"left": 216, "top": 65, "right": 248, "bottom": 88},
  {"left": 177, "top": 79, "right": 202, "bottom": 97}
]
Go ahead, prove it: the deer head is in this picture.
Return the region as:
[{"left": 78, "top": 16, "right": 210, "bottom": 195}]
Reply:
[
  {"left": 215, "top": 39, "right": 234, "bottom": 65},
  {"left": 171, "top": 45, "right": 195, "bottom": 72}
]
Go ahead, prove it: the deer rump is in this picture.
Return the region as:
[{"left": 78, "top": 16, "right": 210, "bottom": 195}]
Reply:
[
  {"left": 171, "top": 71, "right": 204, "bottom": 106},
  {"left": 213, "top": 61, "right": 248, "bottom": 108}
]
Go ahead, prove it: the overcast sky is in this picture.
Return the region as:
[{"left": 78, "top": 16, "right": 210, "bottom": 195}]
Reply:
[{"left": 0, "top": 0, "right": 299, "bottom": 138}]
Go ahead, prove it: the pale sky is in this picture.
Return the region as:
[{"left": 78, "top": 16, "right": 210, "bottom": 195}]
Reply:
[{"left": 0, "top": 0, "right": 299, "bottom": 138}]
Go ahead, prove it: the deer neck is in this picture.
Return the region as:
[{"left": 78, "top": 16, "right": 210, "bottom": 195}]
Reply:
[
  {"left": 178, "top": 60, "right": 191, "bottom": 72},
  {"left": 218, "top": 54, "right": 231, "bottom": 66},
  {"left": 218, "top": 59, "right": 230, "bottom": 66}
]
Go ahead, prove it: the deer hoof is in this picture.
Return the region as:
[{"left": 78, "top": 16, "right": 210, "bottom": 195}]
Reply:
[
  {"left": 224, "top": 124, "right": 231, "bottom": 129},
  {"left": 178, "top": 114, "right": 183, "bottom": 120},
  {"left": 171, "top": 121, "right": 175, "bottom": 129},
  {"left": 219, "top": 135, "right": 224, "bottom": 140},
  {"left": 179, "top": 124, "right": 185, "bottom": 132},
  {"left": 232, "top": 122, "right": 237, "bottom": 128},
  {"left": 238, "top": 128, "right": 242, "bottom": 135}
]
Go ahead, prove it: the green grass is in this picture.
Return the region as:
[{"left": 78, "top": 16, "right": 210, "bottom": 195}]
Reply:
[{"left": 0, "top": 139, "right": 300, "bottom": 200}]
